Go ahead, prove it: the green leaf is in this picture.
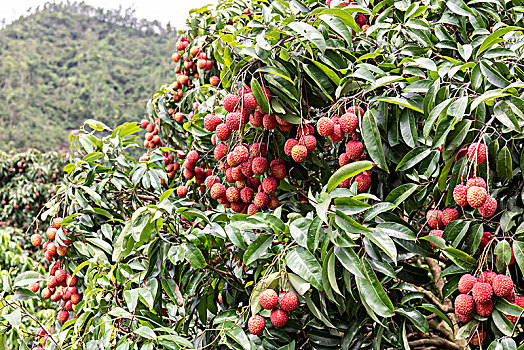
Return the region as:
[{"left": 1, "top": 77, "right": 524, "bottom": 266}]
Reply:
[
  {"left": 419, "top": 304, "right": 454, "bottom": 329},
  {"left": 356, "top": 275, "right": 393, "bottom": 317},
  {"left": 361, "top": 110, "right": 389, "bottom": 172},
  {"left": 364, "top": 76, "right": 405, "bottom": 93},
  {"left": 326, "top": 160, "right": 373, "bottom": 192},
  {"left": 134, "top": 326, "right": 157, "bottom": 340},
  {"left": 477, "top": 26, "right": 523, "bottom": 57},
  {"left": 287, "top": 22, "right": 326, "bottom": 54},
  {"left": 286, "top": 247, "right": 323, "bottom": 290},
  {"left": 256, "top": 66, "right": 295, "bottom": 85},
  {"left": 494, "top": 240, "right": 512, "bottom": 266},
  {"left": 13, "top": 271, "right": 40, "bottom": 287},
  {"left": 319, "top": 14, "right": 352, "bottom": 45},
  {"left": 184, "top": 243, "right": 207, "bottom": 268},
  {"left": 250, "top": 272, "right": 280, "bottom": 315},
  {"left": 334, "top": 246, "right": 365, "bottom": 278},
  {"left": 374, "top": 97, "right": 423, "bottom": 113},
  {"left": 396, "top": 308, "right": 429, "bottom": 333},
  {"left": 396, "top": 147, "right": 432, "bottom": 171},
  {"left": 442, "top": 248, "right": 476, "bottom": 270},
  {"left": 243, "top": 234, "right": 273, "bottom": 265},
  {"left": 497, "top": 146, "right": 513, "bottom": 180},
  {"left": 491, "top": 309, "right": 513, "bottom": 336},
  {"left": 513, "top": 241, "right": 524, "bottom": 276},
  {"left": 3, "top": 308, "right": 21, "bottom": 328},
  {"left": 251, "top": 78, "right": 270, "bottom": 114},
  {"left": 304, "top": 294, "right": 336, "bottom": 328}
]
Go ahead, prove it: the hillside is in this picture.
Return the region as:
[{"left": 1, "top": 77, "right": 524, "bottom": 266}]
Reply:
[{"left": 0, "top": 2, "right": 176, "bottom": 150}]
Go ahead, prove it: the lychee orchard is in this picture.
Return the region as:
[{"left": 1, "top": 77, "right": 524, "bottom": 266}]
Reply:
[{"left": 3, "top": 0, "right": 524, "bottom": 349}]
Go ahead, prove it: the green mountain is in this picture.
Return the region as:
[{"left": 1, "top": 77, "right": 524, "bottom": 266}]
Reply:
[{"left": 0, "top": 2, "right": 176, "bottom": 150}]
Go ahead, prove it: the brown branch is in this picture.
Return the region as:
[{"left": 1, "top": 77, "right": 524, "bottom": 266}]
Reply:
[
  {"left": 412, "top": 285, "right": 452, "bottom": 313},
  {"left": 409, "top": 337, "right": 464, "bottom": 350},
  {"left": 425, "top": 257, "right": 444, "bottom": 299}
]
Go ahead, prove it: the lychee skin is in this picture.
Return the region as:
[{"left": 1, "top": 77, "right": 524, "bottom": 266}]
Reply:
[
  {"left": 216, "top": 123, "right": 232, "bottom": 141},
  {"left": 31, "top": 234, "right": 42, "bottom": 247},
  {"left": 453, "top": 185, "right": 468, "bottom": 206},
  {"left": 458, "top": 274, "right": 477, "bottom": 294},
  {"left": 339, "top": 113, "right": 358, "bottom": 134},
  {"left": 441, "top": 208, "right": 459, "bottom": 226},
  {"left": 263, "top": 114, "right": 277, "bottom": 130},
  {"left": 247, "top": 204, "right": 259, "bottom": 215},
  {"left": 478, "top": 195, "right": 497, "bottom": 217},
  {"left": 55, "top": 269, "right": 67, "bottom": 283},
  {"left": 472, "top": 282, "right": 493, "bottom": 303},
  {"left": 339, "top": 153, "right": 350, "bottom": 167},
  {"left": 345, "top": 141, "right": 364, "bottom": 160},
  {"left": 355, "top": 173, "right": 371, "bottom": 192},
  {"left": 467, "top": 186, "right": 488, "bottom": 208},
  {"left": 262, "top": 177, "right": 278, "bottom": 195},
  {"left": 226, "top": 187, "right": 240, "bottom": 203},
  {"left": 428, "top": 229, "right": 443, "bottom": 248},
  {"left": 57, "top": 310, "right": 69, "bottom": 323},
  {"left": 284, "top": 139, "right": 299, "bottom": 157},
  {"left": 301, "top": 135, "right": 317, "bottom": 152},
  {"left": 268, "top": 196, "right": 280, "bottom": 210},
  {"left": 259, "top": 289, "right": 278, "bottom": 309},
  {"left": 248, "top": 315, "right": 266, "bottom": 335},
  {"left": 254, "top": 192, "right": 269, "bottom": 209},
  {"left": 466, "top": 177, "right": 486, "bottom": 190},
  {"left": 455, "top": 311, "right": 472, "bottom": 323},
  {"left": 291, "top": 145, "right": 308, "bottom": 162},
  {"left": 426, "top": 210, "right": 442, "bottom": 229},
  {"left": 187, "top": 150, "right": 199, "bottom": 164},
  {"left": 492, "top": 275, "right": 513, "bottom": 297},
  {"left": 467, "top": 143, "right": 487, "bottom": 164},
  {"left": 242, "top": 93, "right": 258, "bottom": 111},
  {"left": 270, "top": 309, "right": 289, "bottom": 327},
  {"left": 226, "top": 112, "right": 243, "bottom": 131},
  {"left": 204, "top": 114, "right": 221, "bottom": 132},
  {"left": 347, "top": 106, "right": 365, "bottom": 117},
  {"left": 317, "top": 117, "right": 334, "bottom": 136},
  {"left": 214, "top": 143, "right": 229, "bottom": 161},
  {"left": 29, "top": 282, "right": 40, "bottom": 293},
  {"left": 328, "top": 124, "right": 344, "bottom": 143},
  {"left": 476, "top": 300, "right": 493, "bottom": 317},
  {"left": 177, "top": 186, "right": 188, "bottom": 197},
  {"left": 240, "top": 187, "right": 254, "bottom": 204},
  {"left": 454, "top": 294, "right": 474, "bottom": 315},
  {"left": 470, "top": 329, "right": 486, "bottom": 346},
  {"left": 278, "top": 291, "right": 298, "bottom": 312},
  {"left": 230, "top": 145, "right": 249, "bottom": 166},
  {"left": 211, "top": 183, "right": 227, "bottom": 199},
  {"left": 271, "top": 164, "right": 287, "bottom": 180},
  {"left": 252, "top": 157, "right": 269, "bottom": 176},
  {"left": 478, "top": 270, "right": 496, "bottom": 284},
  {"left": 250, "top": 110, "right": 264, "bottom": 127},
  {"left": 223, "top": 94, "right": 240, "bottom": 112}
]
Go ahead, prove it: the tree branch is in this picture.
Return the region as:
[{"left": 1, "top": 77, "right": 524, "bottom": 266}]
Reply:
[{"left": 409, "top": 337, "right": 464, "bottom": 350}]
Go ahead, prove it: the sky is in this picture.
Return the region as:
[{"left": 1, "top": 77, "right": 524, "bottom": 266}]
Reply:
[{"left": 0, "top": 0, "right": 218, "bottom": 28}]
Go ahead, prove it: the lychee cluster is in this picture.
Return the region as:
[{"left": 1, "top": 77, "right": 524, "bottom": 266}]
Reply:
[
  {"left": 248, "top": 289, "right": 299, "bottom": 335},
  {"left": 140, "top": 118, "right": 163, "bottom": 149},
  {"left": 31, "top": 217, "right": 70, "bottom": 261},
  {"left": 455, "top": 272, "right": 519, "bottom": 324},
  {"left": 453, "top": 176, "right": 497, "bottom": 217},
  {"left": 425, "top": 207, "right": 459, "bottom": 230}
]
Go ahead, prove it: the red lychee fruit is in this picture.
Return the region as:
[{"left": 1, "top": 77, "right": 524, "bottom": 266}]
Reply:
[
  {"left": 187, "top": 150, "right": 199, "bottom": 164},
  {"left": 259, "top": 289, "right": 278, "bottom": 309},
  {"left": 467, "top": 186, "right": 487, "bottom": 208},
  {"left": 339, "top": 113, "right": 358, "bottom": 134},
  {"left": 204, "top": 114, "right": 221, "bottom": 132},
  {"left": 66, "top": 275, "right": 78, "bottom": 287},
  {"left": 470, "top": 329, "right": 486, "bottom": 346},
  {"left": 230, "top": 202, "right": 244, "bottom": 213},
  {"left": 46, "top": 227, "right": 57, "bottom": 240},
  {"left": 429, "top": 229, "right": 443, "bottom": 240},
  {"left": 52, "top": 217, "right": 63, "bottom": 229},
  {"left": 241, "top": 187, "right": 254, "bottom": 203},
  {"left": 70, "top": 293, "right": 82, "bottom": 304},
  {"left": 252, "top": 157, "right": 269, "bottom": 175},
  {"left": 205, "top": 175, "right": 221, "bottom": 190},
  {"left": 211, "top": 183, "right": 226, "bottom": 199},
  {"left": 230, "top": 145, "right": 249, "bottom": 166},
  {"left": 216, "top": 123, "right": 232, "bottom": 141},
  {"left": 301, "top": 135, "right": 317, "bottom": 152},
  {"left": 458, "top": 274, "right": 477, "bottom": 293},
  {"left": 284, "top": 139, "right": 299, "bottom": 157},
  {"left": 492, "top": 275, "right": 513, "bottom": 297},
  {"left": 356, "top": 14, "right": 367, "bottom": 26},
  {"left": 226, "top": 112, "right": 243, "bottom": 131},
  {"left": 271, "top": 164, "right": 287, "bottom": 180},
  {"left": 247, "top": 204, "right": 259, "bottom": 215},
  {"left": 291, "top": 145, "right": 308, "bottom": 162},
  {"left": 223, "top": 94, "right": 240, "bottom": 112},
  {"left": 426, "top": 209, "right": 442, "bottom": 229},
  {"left": 237, "top": 86, "right": 252, "bottom": 96},
  {"left": 455, "top": 311, "right": 472, "bottom": 323},
  {"left": 250, "top": 110, "right": 264, "bottom": 127},
  {"left": 441, "top": 208, "right": 459, "bottom": 226},
  {"left": 478, "top": 270, "right": 496, "bottom": 284},
  {"left": 177, "top": 186, "right": 188, "bottom": 197},
  {"left": 41, "top": 287, "right": 51, "bottom": 299},
  {"left": 316, "top": 117, "right": 334, "bottom": 136},
  {"left": 355, "top": 173, "right": 371, "bottom": 192},
  {"left": 454, "top": 294, "right": 474, "bottom": 315},
  {"left": 31, "top": 234, "right": 42, "bottom": 247},
  {"left": 346, "top": 141, "right": 364, "bottom": 160},
  {"left": 47, "top": 276, "right": 58, "bottom": 289},
  {"left": 254, "top": 192, "right": 269, "bottom": 208},
  {"left": 250, "top": 142, "right": 267, "bottom": 158},
  {"left": 347, "top": 105, "right": 365, "bottom": 117},
  {"left": 466, "top": 177, "right": 486, "bottom": 190},
  {"left": 242, "top": 93, "right": 258, "bottom": 111},
  {"left": 268, "top": 196, "right": 280, "bottom": 210},
  {"left": 55, "top": 269, "right": 67, "bottom": 283},
  {"left": 241, "top": 161, "right": 254, "bottom": 178},
  {"left": 472, "top": 282, "right": 493, "bottom": 303},
  {"left": 270, "top": 309, "right": 289, "bottom": 327},
  {"left": 263, "top": 114, "right": 277, "bottom": 130},
  {"left": 475, "top": 300, "right": 493, "bottom": 317},
  {"left": 339, "top": 153, "right": 350, "bottom": 167},
  {"left": 329, "top": 124, "right": 344, "bottom": 142},
  {"left": 57, "top": 310, "right": 69, "bottom": 323},
  {"left": 453, "top": 185, "right": 468, "bottom": 206},
  {"left": 467, "top": 143, "right": 487, "bottom": 164},
  {"left": 262, "top": 177, "right": 278, "bottom": 195},
  {"left": 478, "top": 195, "right": 497, "bottom": 217},
  {"left": 248, "top": 315, "right": 266, "bottom": 335},
  {"left": 47, "top": 242, "right": 57, "bottom": 256},
  {"left": 214, "top": 143, "right": 229, "bottom": 161},
  {"left": 30, "top": 282, "right": 39, "bottom": 293},
  {"left": 278, "top": 291, "right": 298, "bottom": 312},
  {"left": 226, "top": 187, "right": 240, "bottom": 203}
]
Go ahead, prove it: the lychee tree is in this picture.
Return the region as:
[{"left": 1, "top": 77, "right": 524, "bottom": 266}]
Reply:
[{"left": 3, "top": 0, "right": 524, "bottom": 349}]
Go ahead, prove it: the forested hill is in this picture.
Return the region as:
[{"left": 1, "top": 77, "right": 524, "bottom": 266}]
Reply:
[{"left": 0, "top": 2, "right": 176, "bottom": 150}]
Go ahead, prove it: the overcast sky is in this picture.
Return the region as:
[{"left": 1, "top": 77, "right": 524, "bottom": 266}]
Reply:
[{"left": 0, "top": 0, "right": 218, "bottom": 28}]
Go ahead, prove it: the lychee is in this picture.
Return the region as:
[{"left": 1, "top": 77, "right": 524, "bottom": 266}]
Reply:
[
  {"left": 345, "top": 141, "right": 364, "bottom": 160},
  {"left": 284, "top": 139, "right": 299, "bottom": 157},
  {"left": 271, "top": 164, "right": 287, "bottom": 180},
  {"left": 41, "top": 287, "right": 51, "bottom": 299},
  {"left": 46, "top": 227, "right": 57, "bottom": 240},
  {"left": 339, "top": 113, "right": 358, "bottom": 134},
  {"left": 291, "top": 145, "right": 307, "bottom": 162},
  {"left": 262, "top": 177, "right": 278, "bottom": 195},
  {"left": 492, "top": 275, "right": 513, "bottom": 297},
  {"left": 470, "top": 329, "right": 486, "bottom": 346},
  {"left": 226, "top": 187, "right": 240, "bottom": 203},
  {"left": 177, "top": 186, "right": 188, "bottom": 197},
  {"left": 57, "top": 310, "right": 69, "bottom": 323},
  {"left": 472, "top": 282, "right": 493, "bottom": 303},
  {"left": 31, "top": 234, "right": 42, "bottom": 247},
  {"left": 467, "top": 143, "right": 487, "bottom": 164},
  {"left": 252, "top": 157, "right": 269, "bottom": 175},
  {"left": 455, "top": 311, "right": 472, "bottom": 323},
  {"left": 30, "top": 282, "right": 39, "bottom": 293},
  {"left": 478, "top": 195, "right": 497, "bottom": 217},
  {"left": 242, "top": 93, "right": 258, "bottom": 111},
  {"left": 211, "top": 183, "right": 226, "bottom": 199},
  {"left": 205, "top": 175, "right": 220, "bottom": 190},
  {"left": 237, "top": 86, "right": 252, "bottom": 96},
  {"left": 250, "top": 142, "right": 267, "bottom": 158},
  {"left": 458, "top": 274, "right": 477, "bottom": 293},
  {"left": 454, "top": 294, "right": 474, "bottom": 315},
  {"left": 476, "top": 300, "right": 493, "bottom": 317},
  {"left": 230, "top": 145, "right": 249, "bottom": 166},
  {"left": 316, "top": 117, "right": 334, "bottom": 136},
  {"left": 466, "top": 177, "right": 486, "bottom": 190},
  {"left": 204, "top": 114, "right": 221, "bottom": 132},
  {"left": 247, "top": 204, "right": 259, "bottom": 215},
  {"left": 223, "top": 94, "right": 240, "bottom": 112},
  {"left": 226, "top": 112, "right": 243, "bottom": 131},
  {"left": 301, "top": 135, "right": 317, "bottom": 152},
  {"left": 355, "top": 173, "right": 371, "bottom": 192},
  {"left": 70, "top": 293, "right": 82, "bottom": 304},
  {"left": 214, "top": 143, "right": 229, "bottom": 161},
  {"left": 270, "top": 308, "right": 289, "bottom": 327},
  {"left": 328, "top": 124, "right": 344, "bottom": 142},
  {"left": 453, "top": 185, "right": 468, "bottom": 206},
  {"left": 467, "top": 186, "right": 487, "bottom": 208},
  {"left": 441, "top": 208, "right": 459, "bottom": 226},
  {"left": 268, "top": 196, "right": 279, "bottom": 210},
  {"left": 250, "top": 110, "right": 264, "bottom": 127},
  {"left": 240, "top": 187, "right": 254, "bottom": 203},
  {"left": 248, "top": 314, "right": 266, "bottom": 335},
  {"left": 339, "top": 153, "right": 350, "bottom": 167},
  {"left": 278, "top": 291, "right": 298, "bottom": 312},
  {"left": 478, "top": 270, "right": 496, "bottom": 284},
  {"left": 55, "top": 269, "right": 67, "bottom": 283},
  {"left": 254, "top": 192, "right": 269, "bottom": 208},
  {"left": 263, "top": 114, "right": 277, "bottom": 130},
  {"left": 259, "top": 289, "right": 278, "bottom": 309},
  {"left": 216, "top": 123, "right": 232, "bottom": 141},
  {"left": 426, "top": 210, "right": 442, "bottom": 229}
]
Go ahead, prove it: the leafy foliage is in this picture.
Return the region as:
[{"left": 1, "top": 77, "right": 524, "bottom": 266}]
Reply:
[{"left": 3, "top": 0, "right": 524, "bottom": 349}]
